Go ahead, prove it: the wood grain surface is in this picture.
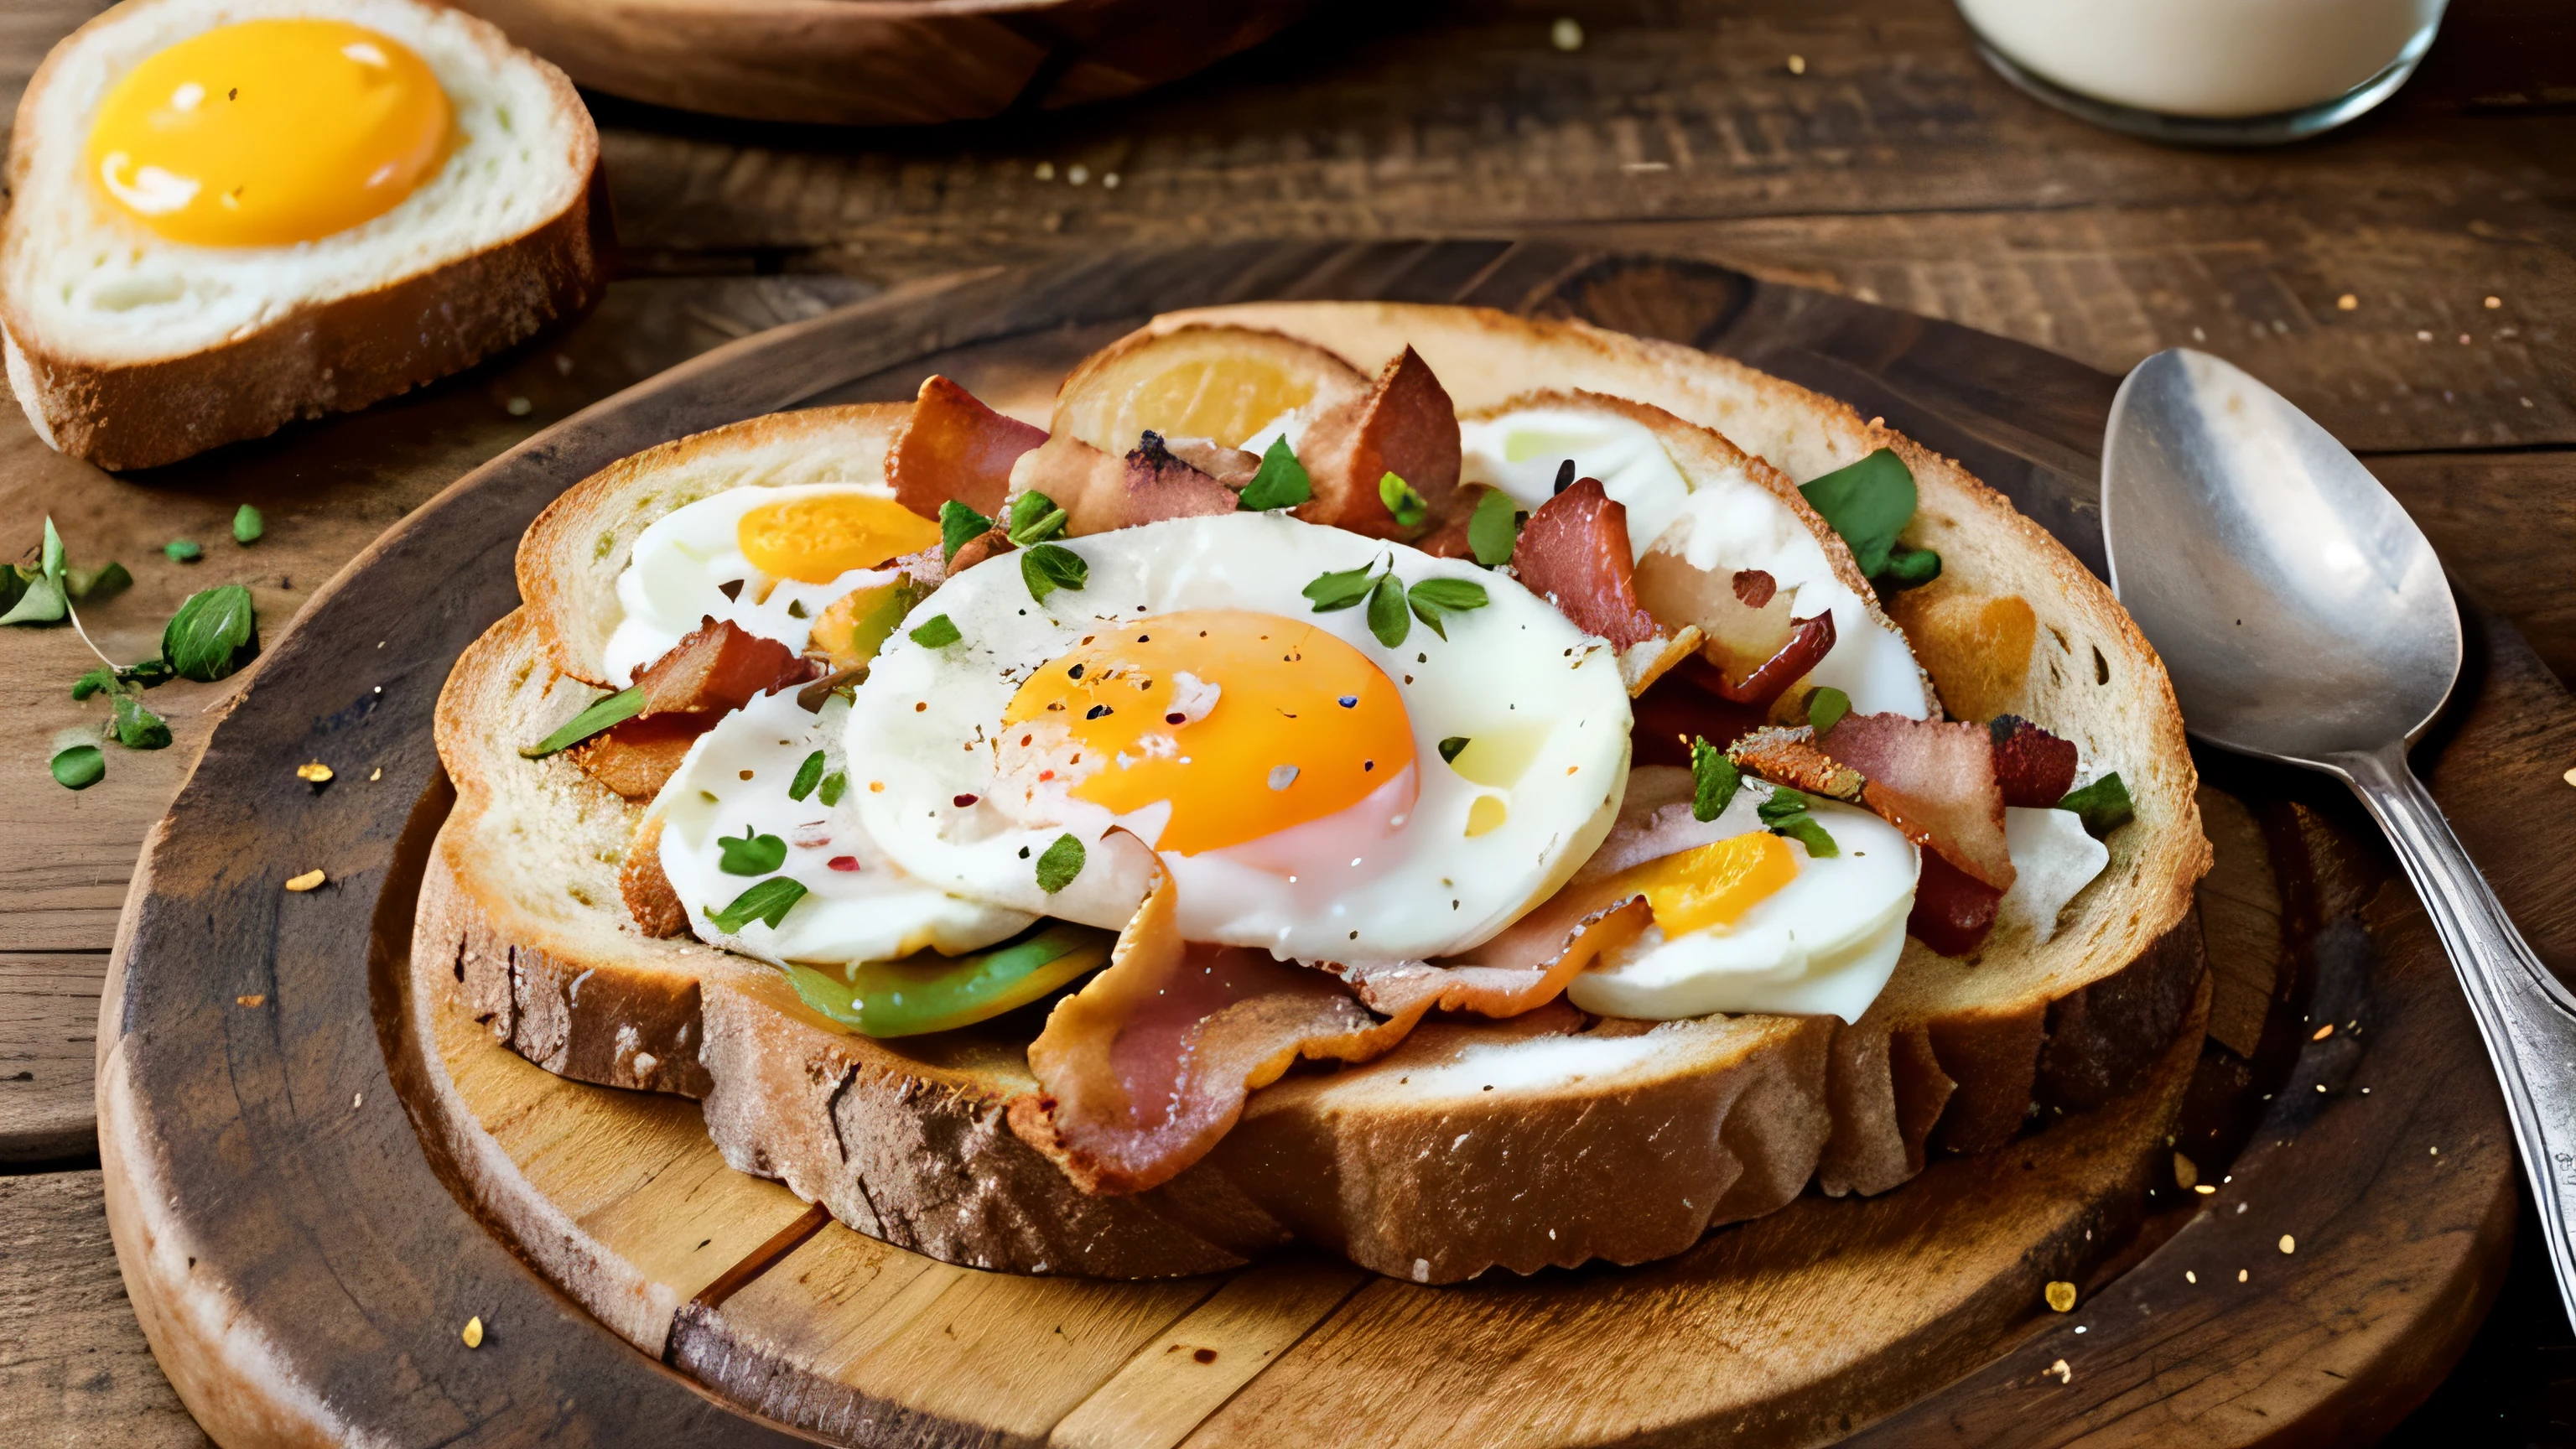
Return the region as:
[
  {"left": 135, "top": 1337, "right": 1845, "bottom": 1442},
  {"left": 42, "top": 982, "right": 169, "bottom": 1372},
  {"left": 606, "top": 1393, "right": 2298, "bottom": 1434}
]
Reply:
[{"left": 0, "top": 0, "right": 2568, "bottom": 1441}]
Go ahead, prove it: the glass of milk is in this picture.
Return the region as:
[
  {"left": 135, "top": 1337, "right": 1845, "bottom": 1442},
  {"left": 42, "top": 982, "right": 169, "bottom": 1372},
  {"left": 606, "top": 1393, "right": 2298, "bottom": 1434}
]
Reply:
[{"left": 1956, "top": 0, "right": 2449, "bottom": 144}]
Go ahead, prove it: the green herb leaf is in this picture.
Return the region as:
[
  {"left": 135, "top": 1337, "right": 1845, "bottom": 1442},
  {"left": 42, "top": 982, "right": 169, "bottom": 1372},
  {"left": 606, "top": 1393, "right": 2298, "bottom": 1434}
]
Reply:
[
  {"left": 718, "top": 827, "right": 789, "bottom": 876},
  {"left": 232, "top": 505, "right": 265, "bottom": 544},
  {"left": 788, "top": 750, "right": 827, "bottom": 802},
  {"left": 1238, "top": 437, "right": 1313, "bottom": 512},
  {"left": 818, "top": 771, "right": 848, "bottom": 806},
  {"left": 72, "top": 667, "right": 118, "bottom": 701},
  {"left": 1690, "top": 737, "right": 1740, "bottom": 823},
  {"left": 1365, "top": 571, "right": 1411, "bottom": 648},
  {"left": 1880, "top": 544, "right": 1941, "bottom": 589},
  {"left": 2057, "top": 772, "right": 2136, "bottom": 838},
  {"left": 1021, "top": 543, "right": 1088, "bottom": 603},
  {"left": 908, "top": 613, "right": 962, "bottom": 649},
  {"left": 1406, "top": 578, "right": 1488, "bottom": 613},
  {"left": 0, "top": 571, "right": 65, "bottom": 625},
  {"left": 940, "top": 500, "right": 996, "bottom": 564},
  {"left": 124, "top": 657, "right": 172, "bottom": 688},
  {"left": 1755, "top": 787, "right": 1813, "bottom": 827},
  {"left": 1036, "top": 833, "right": 1086, "bottom": 893},
  {"left": 50, "top": 743, "right": 103, "bottom": 791},
  {"left": 1771, "top": 813, "right": 1840, "bottom": 858},
  {"left": 67, "top": 562, "right": 131, "bottom": 603},
  {"left": 518, "top": 685, "right": 643, "bottom": 758},
  {"left": 705, "top": 877, "right": 808, "bottom": 933},
  {"left": 1438, "top": 735, "right": 1471, "bottom": 765},
  {"left": 40, "top": 517, "right": 64, "bottom": 579},
  {"left": 160, "top": 584, "right": 257, "bottom": 681},
  {"left": 1808, "top": 686, "right": 1852, "bottom": 738},
  {"left": 1007, "top": 491, "right": 1069, "bottom": 546},
  {"left": 1467, "top": 488, "right": 1525, "bottom": 568},
  {"left": 112, "top": 693, "right": 170, "bottom": 750},
  {"left": 1797, "top": 448, "right": 1917, "bottom": 579},
  {"left": 1378, "top": 471, "right": 1428, "bottom": 529},
  {"left": 164, "top": 539, "right": 203, "bottom": 563},
  {"left": 1302, "top": 562, "right": 1379, "bottom": 613}
]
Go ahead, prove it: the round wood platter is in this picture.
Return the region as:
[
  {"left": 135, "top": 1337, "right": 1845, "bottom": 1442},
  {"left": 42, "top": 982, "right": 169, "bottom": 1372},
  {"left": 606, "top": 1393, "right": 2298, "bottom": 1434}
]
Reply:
[
  {"left": 447, "top": 0, "right": 1322, "bottom": 126},
  {"left": 97, "top": 241, "right": 2547, "bottom": 1448}
]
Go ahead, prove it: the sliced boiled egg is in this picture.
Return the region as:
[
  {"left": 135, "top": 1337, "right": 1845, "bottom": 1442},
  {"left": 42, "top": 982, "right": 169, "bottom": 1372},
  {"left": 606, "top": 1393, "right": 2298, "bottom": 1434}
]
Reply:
[
  {"left": 88, "top": 19, "right": 453, "bottom": 247},
  {"left": 605, "top": 483, "right": 940, "bottom": 686},
  {"left": 1566, "top": 766, "right": 1919, "bottom": 1022},
  {"left": 848, "top": 512, "right": 1633, "bottom": 963}
]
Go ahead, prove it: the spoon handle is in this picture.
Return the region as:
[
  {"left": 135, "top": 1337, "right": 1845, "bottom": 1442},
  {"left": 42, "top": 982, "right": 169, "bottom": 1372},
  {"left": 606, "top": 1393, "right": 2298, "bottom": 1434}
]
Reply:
[{"left": 2337, "top": 740, "right": 2576, "bottom": 1325}]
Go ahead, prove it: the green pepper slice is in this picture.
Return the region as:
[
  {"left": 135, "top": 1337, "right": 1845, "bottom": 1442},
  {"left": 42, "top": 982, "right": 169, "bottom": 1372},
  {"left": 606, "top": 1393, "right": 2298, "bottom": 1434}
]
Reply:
[{"left": 782, "top": 922, "right": 1111, "bottom": 1037}]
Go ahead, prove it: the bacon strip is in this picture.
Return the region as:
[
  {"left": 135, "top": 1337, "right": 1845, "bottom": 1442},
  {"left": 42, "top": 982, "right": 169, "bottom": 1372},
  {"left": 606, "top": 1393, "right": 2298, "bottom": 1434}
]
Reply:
[
  {"left": 1819, "top": 712, "right": 2016, "bottom": 891},
  {"left": 1339, "top": 893, "right": 1653, "bottom": 1022},
  {"left": 1295, "top": 345, "right": 1462, "bottom": 539},
  {"left": 1908, "top": 851, "right": 2002, "bottom": 957},
  {"left": 1727, "top": 725, "right": 1866, "bottom": 801},
  {"left": 1677, "top": 613, "right": 1836, "bottom": 707},
  {"left": 572, "top": 712, "right": 714, "bottom": 802},
  {"left": 1514, "top": 478, "right": 1661, "bottom": 648},
  {"left": 1122, "top": 432, "right": 1242, "bottom": 520},
  {"left": 886, "top": 375, "right": 1046, "bottom": 522},
  {"left": 636, "top": 616, "right": 818, "bottom": 718},
  {"left": 1990, "top": 714, "right": 2079, "bottom": 808}
]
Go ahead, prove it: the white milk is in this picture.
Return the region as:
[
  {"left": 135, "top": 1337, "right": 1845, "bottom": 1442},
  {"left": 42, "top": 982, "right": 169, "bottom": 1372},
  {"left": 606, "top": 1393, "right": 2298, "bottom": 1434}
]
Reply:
[{"left": 1959, "top": 0, "right": 2448, "bottom": 119}]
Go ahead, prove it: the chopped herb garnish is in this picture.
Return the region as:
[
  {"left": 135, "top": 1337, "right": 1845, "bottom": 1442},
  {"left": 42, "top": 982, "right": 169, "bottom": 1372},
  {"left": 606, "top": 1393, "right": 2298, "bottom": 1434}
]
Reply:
[
  {"left": 1690, "top": 736, "right": 1740, "bottom": 823},
  {"left": 939, "top": 500, "right": 995, "bottom": 564},
  {"left": 1238, "top": 437, "right": 1312, "bottom": 512},
  {"left": 112, "top": 693, "right": 170, "bottom": 750},
  {"left": 1006, "top": 490, "right": 1070, "bottom": 546},
  {"left": 909, "top": 613, "right": 962, "bottom": 649},
  {"left": 518, "top": 685, "right": 644, "bottom": 759},
  {"left": 1438, "top": 735, "right": 1471, "bottom": 765},
  {"left": 1405, "top": 576, "right": 1488, "bottom": 640},
  {"left": 161, "top": 584, "right": 258, "bottom": 681},
  {"left": 1365, "top": 571, "right": 1410, "bottom": 648},
  {"left": 1467, "top": 488, "right": 1525, "bottom": 568},
  {"left": 718, "top": 826, "right": 789, "bottom": 876},
  {"left": 50, "top": 743, "right": 104, "bottom": 791},
  {"left": 164, "top": 539, "right": 202, "bottom": 563},
  {"left": 72, "top": 667, "right": 117, "bottom": 701},
  {"left": 232, "top": 505, "right": 265, "bottom": 545},
  {"left": 1808, "top": 686, "right": 1852, "bottom": 738},
  {"left": 1379, "top": 471, "right": 1428, "bottom": 529},
  {"left": 788, "top": 750, "right": 827, "bottom": 802},
  {"left": 1757, "top": 787, "right": 1839, "bottom": 857},
  {"left": 705, "top": 877, "right": 808, "bottom": 933},
  {"left": 1797, "top": 448, "right": 1940, "bottom": 588},
  {"left": 2058, "top": 772, "right": 2136, "bottom": 837},
  {"left": 2, "top": 517, "right": 68, "bottom": 626},
  {"left": 1035, "top": 833, "right": 1086, "bottom": 893},
  {"left": 1302, "top": 562, "right": 1380, "bottom": 612},
  {"left": 1021, "top": 542, "right": 1088, "bottom": 603},
  {"left": 818, "top": 771, "right": 849, "bottom": 807}
]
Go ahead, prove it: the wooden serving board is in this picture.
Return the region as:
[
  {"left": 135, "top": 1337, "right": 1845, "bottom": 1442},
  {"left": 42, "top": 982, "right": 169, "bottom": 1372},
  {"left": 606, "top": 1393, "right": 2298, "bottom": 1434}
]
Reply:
[{"left": 96, "top": 242, "right": 2543, "bottom": 1447}]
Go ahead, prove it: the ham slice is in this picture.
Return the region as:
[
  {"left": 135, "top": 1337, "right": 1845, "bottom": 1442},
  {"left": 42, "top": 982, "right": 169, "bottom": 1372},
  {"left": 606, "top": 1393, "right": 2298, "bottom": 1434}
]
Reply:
[
  {"left": 1513, "top": 477, "right": 1660, "bottom": 648},
  {"left": 635, "top": 616, "right": 818, "bottom": 718},
  {"left": 886, "top": 374, "right": 1046, "bottom": 521},
  {"left": 1819, "top": 712, "right": 2017, "bottom": 892},
  {"left": 1989, "top": 714, "right": 2079, "bottom": 808},
  {"left": 1295, "top": 345, "right": 1462, "bottom": 539}
]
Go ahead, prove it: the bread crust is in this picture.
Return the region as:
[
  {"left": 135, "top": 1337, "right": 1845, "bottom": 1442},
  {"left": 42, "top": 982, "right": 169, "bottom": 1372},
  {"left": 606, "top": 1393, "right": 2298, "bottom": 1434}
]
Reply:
[
  {"left": 421, "top": 305, "right": 2213, "bottom": 1282},
  {"left": 0, "top": 0, "right": 610, "bottom": 471}
]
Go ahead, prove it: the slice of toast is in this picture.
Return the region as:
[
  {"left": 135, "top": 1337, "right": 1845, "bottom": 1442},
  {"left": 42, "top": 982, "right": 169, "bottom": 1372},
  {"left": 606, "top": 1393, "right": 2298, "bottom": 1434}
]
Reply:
[
  {"left": 2, "top": 0, "right": 608, "bottom": 470},
  {"left": 421, "top": 306, "right": 2210, "bottom": 1281}
]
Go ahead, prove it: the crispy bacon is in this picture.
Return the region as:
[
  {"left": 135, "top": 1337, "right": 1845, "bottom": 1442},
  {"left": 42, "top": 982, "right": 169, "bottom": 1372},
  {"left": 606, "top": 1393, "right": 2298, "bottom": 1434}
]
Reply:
[
  {"left": 572, "top": 712, "right": 714, "bottom": 802},
  {"left": 1990, "top": 714, "right": 2079, "bottom": 808},
  {"left": 1908, "top": 851, "right": 2002, "bottom": 957},
  {"left": 1676, "top": 613, "right": 1836, "bottom": 708},
  {"left": 1513, "top": 478, "right": 1661, "bottom": 648},
  {"left": 621, "top": 817, "right": 689, "bottom": 937},
  {"left": 1340, "top": 893, "right": 1652, "bottom": 1021},
  {"left": 886, "top": 375, "right": 1046, "bottom": 522},
  {"left": 1015, "top": 430, "right": 1241, "bottom": 537},
  {"left": 1727, "top": 725, "right": 1866, "bottom": 801},
  {"left": 1819, "top": 712, "right": 2016, "bottom": 892},
  {"left": 635, "top": 616, "right": 818, "bottom": 717},
  {"left": 1295, "top": 345, "right": 1462, "bottom": 538},
  {"left": 1123, "top": 431, "right": 1242, "bottom": 520}
]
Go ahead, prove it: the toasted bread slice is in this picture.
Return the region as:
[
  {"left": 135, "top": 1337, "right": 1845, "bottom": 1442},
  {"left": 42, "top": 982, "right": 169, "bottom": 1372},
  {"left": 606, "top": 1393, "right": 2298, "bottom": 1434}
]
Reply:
[
  {"left": 423, "top": 304, "right": 2209, "bottom": 1281},
  {"left": 2, "top": 0, "right": 608, "bottom": 470}
]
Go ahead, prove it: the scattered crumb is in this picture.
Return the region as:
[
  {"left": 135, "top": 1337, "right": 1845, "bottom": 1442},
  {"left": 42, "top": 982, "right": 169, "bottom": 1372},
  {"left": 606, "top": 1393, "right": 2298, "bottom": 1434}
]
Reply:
[
  {"left": 2486, "top": 295, "right": 2503, "bottom": 309},
  {"left": 1103, "top": 173, "right": 1120, "bottom": 190},
  {"left": 2417, "top": 330, "right": 2434, "bottom": 341},
  {"left": 1623, "top": 160, "right": 1671, "bottom": 173},
  {"left": 2278, "top": 1234, "right": 2297, "bottom": 1254},
  {"left": 236, "top": 994, "right": 264, "bottom": 1008},
  {"left": 2073, "top": 1325, "right": 2086, "bottom": 1334},
  {"left": 2173, "top": 1152, "right": 2198, "bottom": 1189},
  {"left": 2336, "top": 293, "right": 2358, "bottom": 310},
  {"left": 506, "top": 397, "right": 532, "bottom": 417},
  {"left": 2194, "top": 1184, "right": 2216, "bottom": 1196},
  {"left": 2237, "top": 1269, "right": 2248, "bottom": 1283},
  {"left": 295, "top": 761, "right": 333, "bottom": 783},
  {"left": 285, "top": 869, "right": 326, "bottom": 892},
  {"left": 370, "top": 767, "right": 382, "bottom": 782},
  {"left": 2236, "top": 1202, "right": 2247, "bottom": 1213},
  {"left": 2045, "top": 1359, "right": 2072, "bottom": 1384},
  {"left": 2185, "top": 1270, "right": 2197, "bottom": 1284},
  {"left": 2459, "top": 334, "right": 2473, "bottom": 345},
  {"left": 2044, "top": 1280, "right": 2076, "bottom": 1312},
  {"left": 1551, "top": 18, "right": 1583, "bottom": 50},
  {"left": 1787, "top": 54, "right": 1807, "bottom": 74},
  {"left": 1067, "top": 164, "right": 1090, "bottom": 185},
  {"left": 2312, "top": 1023, "right": 2334, "bottom": 1040},
  {"left": 462, "top": 1316, "right": 484, "bottom": 1348},
  {"left": 2563, "top": 766, "right": 2576, "bottom": 787},
  {"left": 1034, "top": 161, "right": 1054, "bottom": 181},
  {"left": 352, "top": 1093, "right": 362, "bottom": 1109},
  {"left": 2431, "top": 1146, "right": 2440, "bottom": 1155}
]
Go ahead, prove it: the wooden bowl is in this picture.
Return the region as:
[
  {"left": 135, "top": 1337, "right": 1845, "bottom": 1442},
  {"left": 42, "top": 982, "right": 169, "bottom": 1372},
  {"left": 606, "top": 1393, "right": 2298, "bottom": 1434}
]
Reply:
[{"left": 447, "top": 0, "right": 1323, "bottom": 126}]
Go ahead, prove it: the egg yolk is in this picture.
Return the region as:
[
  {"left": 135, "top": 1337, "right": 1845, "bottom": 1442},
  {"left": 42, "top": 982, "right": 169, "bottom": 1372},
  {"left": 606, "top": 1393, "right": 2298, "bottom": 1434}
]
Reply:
[
  {"left": 86, "top": 20, "right": 453, "bottom": 247},
  {"left": 738, "top": 494, "right": 941, "bottom": 585},
  {"left": 1003, "top": 610, "right": 1418, "bottom": 857},
  {"left": 1611, "top": 831, "right": 1798, "bottom": 936}
]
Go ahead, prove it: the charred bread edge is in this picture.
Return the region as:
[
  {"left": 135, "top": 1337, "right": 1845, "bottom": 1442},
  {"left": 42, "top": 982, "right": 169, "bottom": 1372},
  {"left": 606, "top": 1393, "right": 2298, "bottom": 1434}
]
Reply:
[{"left": 0, "top": 4, "right": 609, "bottom": 471}]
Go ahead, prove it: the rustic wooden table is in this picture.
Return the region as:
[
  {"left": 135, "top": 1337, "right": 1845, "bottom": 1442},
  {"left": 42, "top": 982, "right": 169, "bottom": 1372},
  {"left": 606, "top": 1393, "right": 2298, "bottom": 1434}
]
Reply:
[{"left": 1, "top": 1, "right": 2568, "bottom": 1443}]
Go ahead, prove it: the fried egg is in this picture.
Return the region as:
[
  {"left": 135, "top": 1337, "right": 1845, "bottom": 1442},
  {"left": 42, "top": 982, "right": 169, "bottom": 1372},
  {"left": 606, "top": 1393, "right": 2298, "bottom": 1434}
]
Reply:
[
  {"left": 1565, "top": 766, "right": 1919, "bottom": 1021},
  {"left": 653, "top": 687, "right": 1034, "bottom": 965},
  {"left": 604, "top": 482, "right": 940, "bottom": 686},
  {"left": 847, "top": 512, "right": 1633, "bottom": 963}
]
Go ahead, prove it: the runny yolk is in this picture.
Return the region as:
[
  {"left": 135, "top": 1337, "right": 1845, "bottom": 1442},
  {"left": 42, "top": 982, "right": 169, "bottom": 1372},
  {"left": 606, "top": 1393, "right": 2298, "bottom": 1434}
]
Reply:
[
  {"left": 86, "top": 20, "right": 453, "bottom": 247},
  {"left": 737, "top": 493, "right": 941, "bottom": 584},
  {"left": 1003, "top": 610, "right": 1418, "bottom": 857},
  {"left": 1612, "top": 831, "right": 1798, "bottom": 936}
]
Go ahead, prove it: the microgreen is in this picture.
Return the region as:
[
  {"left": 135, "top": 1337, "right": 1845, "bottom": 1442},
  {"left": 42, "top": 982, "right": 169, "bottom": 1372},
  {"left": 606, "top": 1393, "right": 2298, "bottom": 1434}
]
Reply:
[
  {"left": 1689, "top": 736, "right": 1740, "bottom": 823},
  {"left": 1378, "top": 471, "right": 1428, "bottom": 529},
  {"left": 718, "top": 826, "right": 789, "bottom": 876},
  {"left": 940, "top": 500, "right": 995, "bottom": 564},
  {"left": 1365, "top": 572, "right": 1410, "bottom": 648},
  {"left": 164, "top": 539, "right": 203, "bottom": 563},
  {"left": 1797, "top": 448, "right": 1940, "bottom": 589},
  {"left": 2058, "top": 772, "right": 2136, "bottom": 837},
  {"left": 788, "top": 750, "right": 828, "bottom": 802},
  {"left": 1467, "top": 488, "right": 1525, "bottom": 568},
  {"left": 705, "top": 877, "right": 808, "bottom": 933},
  {"left": 1035, "top": 833, "right": 1086, "bottom": 893},
  {"left": 1807, "top": 686, "right": 1852, "bottom": 738},
  {"left": 50, "top": 743, "right": 103, "bottom": 791},
  {"left": 909, "top": 613, "right": 962, "bottom": 648},
  {"left": 162, "top": 584, "right": 258, "bottom": 681},
  {"left": 1757, "top": 787, "right": 1839, "bottom": 857},
  {"left": 1021, "top": 543, "right": 1088, "bottom": 603},
  {"left": 818, "top": 771, "right": 849, "bottom": 807},
  {"left": 518, "top": 685, "right": 644, "bottom": 759},
  {"left": 111, "top": 693, "right": 170, "bottom": 750},
  {"left": 1438, "top": 736, "right": 1471, "bottom": 765},
  {"left": 1405, "top": 576, "right": 1488, "bottom": 640},
  {"left": 1007, "top": 491, "right": 1070, "bottom": 547},
  {"left": 2, "top": 517, "right": 68, "bottom": 626},
  {"left": 233, "top": 505, "right": 265, "bottom": 545},
  {"left": 1301, "top": 562, "right": 1380, "bottom": 612},
  {"left": 1238, "top": 438, "right": 1312, "bottom": 512}
]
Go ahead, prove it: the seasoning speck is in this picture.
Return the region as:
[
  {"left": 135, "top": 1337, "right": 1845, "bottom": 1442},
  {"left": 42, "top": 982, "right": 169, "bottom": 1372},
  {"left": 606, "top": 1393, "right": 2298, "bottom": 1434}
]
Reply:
[
  {"left": 296, "top": 761, "right": 333, "bottom": 783},
  {"left": 285, "top": 869, "right": 325, "bottom": 892},
  {"left": 2044, "top": 1280, "right": 2075, "bottom": 1312},
  {"left": 462, "top": 1316, "right": 484, "bottom": 1348}
]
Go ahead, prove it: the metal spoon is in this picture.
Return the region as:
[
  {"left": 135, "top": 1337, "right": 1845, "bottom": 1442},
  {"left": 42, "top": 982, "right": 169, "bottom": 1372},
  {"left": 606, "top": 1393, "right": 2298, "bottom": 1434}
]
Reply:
[{"left": 2102, "top": 346, "right": 2576, "bottom": 1322}]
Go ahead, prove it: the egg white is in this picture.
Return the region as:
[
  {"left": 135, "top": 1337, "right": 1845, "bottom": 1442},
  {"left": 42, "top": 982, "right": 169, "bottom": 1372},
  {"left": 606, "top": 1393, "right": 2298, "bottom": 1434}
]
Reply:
[
  {"left": 602, "top": 482, "right": 914, "bottom": 687},
  {"left": 654, "top": 687, "right": 1035, "bottom": 966},
  {"left": 845, "top": 512, "right": 1633, "bottom": 963}
]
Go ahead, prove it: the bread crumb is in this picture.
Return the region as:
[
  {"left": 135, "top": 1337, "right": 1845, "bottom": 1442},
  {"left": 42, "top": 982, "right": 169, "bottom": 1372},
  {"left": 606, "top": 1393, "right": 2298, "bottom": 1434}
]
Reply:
[
  {"left": 2238, "top": 1269, "right": 2249, "bottom": 1282},
  {"left": 2194, "top": 1184, "right": 2216, "bottom": 1195},
  {"left": 1551, "top": 18, "right": 1583, "bottom": 50},
  {"left": 295, "top": 761, "right": 332, "bottom": 783},
  {"left": 1411, "top": 1259, "right": 1430, "bottom": 1282},
  {"left": 2044, "top": 1280, "right": 2075, "bottom": 1312},
  {"left": 2561, "top": 766, "right": 2576, "bottom": 787},
  {"left": 352, "top": 1093, "right": 362, "bottom": 1109},
  {"left": 2278, "top": 1234, "right": 2296, "bottom": 1254},
  {"left": 285, "top": 869, "right": 325, "bottom": 892},
  {"left": 462, "top": 1316, "right": 484, "bottom": 1348},
  {"left": 2486, "top": 295, "right": 2503, "bottom": 309},
  {"left": 236, "top": 995, "right": 264, "bottom": 1007},
  {"left": 2312, "top": 1023, "right": 2334, "bottom": 1040},
  {"left": 2336, "top": 293, "right": 2358, "bottom": 310},
  {"left": 2045, "top": 1359, "right": 2071, "bottom": 1384},
  {"left": 370, "top": 767, "right": 382, "bottom": 782},
  {"left": 1034, "top": 162, "right": 1054, "bottom": 181},
  {"left": 1067, "top": 164, "right": 1089, "bottom": 186},
  {"left": 2185, "top": 1270, "right": 2197, "bottom": 1284}
]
